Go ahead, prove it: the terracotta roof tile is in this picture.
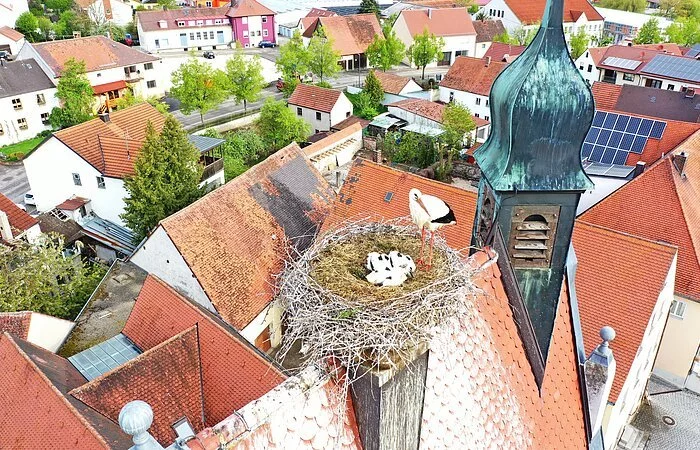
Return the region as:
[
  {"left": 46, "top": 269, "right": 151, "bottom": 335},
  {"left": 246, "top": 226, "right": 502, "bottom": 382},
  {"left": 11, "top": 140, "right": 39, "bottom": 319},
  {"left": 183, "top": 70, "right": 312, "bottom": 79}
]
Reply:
[
  {"left": 225, "top": 0, "right": 275, "bottom": 18},
  {"left": 591, "top": 81, "right": 622, "bottom": 110},
  {"left": 473, "top": 19, "right": 505, "bottom": 42},
  {"left": 33, "top": 36, "right": 158, "bottom": 75},
  {"left": 0, "top": 192, "right": 38, "bottom": 235},
  {"left": 57, "top": 196, "right": 90, "bottom": 211},
  {"left": 0, "top": 25, "right": 24, "bottom": 41},
  {"left": 440, "top": 56, "right": 507, "bottom": 96},
  {"left": 70, "top": 327, "right": 205, "bottom": 445},
  {"left": 573, "top": 221, "right": 677, "bottom": 401},
  {"left": 302, "top": 14, "right": 383, "bottom": 56},
  {"left": 92, "top": 80, "right": 127, "bottom": 95},
  {"left": 52, "top": 102, "right": 166, "bottom": 179},
  {"left": 332, "top": 115, "right": 370, "bottom": 131},
  {"left": 504, "top": 0, "right": 603, "bottom": 25},
  {"left": 373, "top": 70, "right": 413, "bottom": 95},
  {"left": 137, "top": 7, "right": 230, "bottom": 32},
  {"left": 400, "top": 8, "right": 476, "bottom": 37},
  {"left": 288, "top": 83, "right": 343, "bottom": 113},
  {"left": 483, "top": 42, "right": 526, "bottom": 62},
  {"left": 0, "top": 311, "right": 32, "bottom": 340},
  {"left": 303, "top": 122, "right": 362, "bottom": 157},
  {"left": 122, "top": 275, "right": 285, "bottom": 425},
  {"left": 388, "top": 97, "right": 446, "bottom": 123},
  {"left": 306, "top": 7, "right": 337, "bottom": 17},
  {"left": 159, "top": 143, "right": 334, "bottom": 330}
]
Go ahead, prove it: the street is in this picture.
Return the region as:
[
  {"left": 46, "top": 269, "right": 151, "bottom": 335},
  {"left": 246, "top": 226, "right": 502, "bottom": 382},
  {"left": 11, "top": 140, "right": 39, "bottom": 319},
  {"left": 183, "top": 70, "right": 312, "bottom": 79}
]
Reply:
[{"left": 0, "top": 163, "right": 30, "bottom": 206}]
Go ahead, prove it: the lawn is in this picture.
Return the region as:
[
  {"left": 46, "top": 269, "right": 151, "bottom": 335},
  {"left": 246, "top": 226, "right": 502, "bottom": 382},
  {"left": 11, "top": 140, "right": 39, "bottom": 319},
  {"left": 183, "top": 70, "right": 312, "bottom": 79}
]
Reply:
[{"left": 0, "top": 136, "right": 44, "bottom": 160}]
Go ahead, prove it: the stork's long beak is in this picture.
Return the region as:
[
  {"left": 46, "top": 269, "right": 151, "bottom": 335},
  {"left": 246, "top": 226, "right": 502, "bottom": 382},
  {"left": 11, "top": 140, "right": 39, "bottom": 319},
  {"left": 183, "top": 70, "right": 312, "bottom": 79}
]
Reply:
[{"left": 416, "top": 197, "right": 430, "bottom": 215}]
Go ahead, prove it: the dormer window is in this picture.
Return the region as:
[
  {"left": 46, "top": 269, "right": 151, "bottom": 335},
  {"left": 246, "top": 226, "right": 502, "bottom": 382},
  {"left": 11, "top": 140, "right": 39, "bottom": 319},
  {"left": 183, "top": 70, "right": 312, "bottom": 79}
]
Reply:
[
  {"left": 177, "top": 20, "right": 185, "bottom": 26},
  {"left": 159, "top": 19, "right": 168, "bottom": 28},
  {"left": 508, "top": 206, "right": 559, "bottom": 269},
  {"left": 196, "top": 20, "right": 203, "bottom": 26},
  {"left": 214, "top": 18, "right": 223, "bottom": 24}
]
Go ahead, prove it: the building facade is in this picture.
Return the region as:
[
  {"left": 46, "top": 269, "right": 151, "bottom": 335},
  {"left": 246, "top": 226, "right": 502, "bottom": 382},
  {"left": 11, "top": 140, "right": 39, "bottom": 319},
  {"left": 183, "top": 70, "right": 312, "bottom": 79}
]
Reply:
[{"left": 288, "top": 84, "right": 353, "bottom": 133}]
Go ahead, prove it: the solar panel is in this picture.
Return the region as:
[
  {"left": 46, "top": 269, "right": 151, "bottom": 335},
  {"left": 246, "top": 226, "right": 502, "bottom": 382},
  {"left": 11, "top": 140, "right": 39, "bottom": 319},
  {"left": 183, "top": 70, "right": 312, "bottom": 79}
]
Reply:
[
  {"left": 641, "top": 54, "right": 700, "bottom": 83},
  {"left": 650, "top": 121, "right": 666, "bottom": 139},
  {"left": 582, "top": 111, "right": 667, "bottom": 164},
  {"left": 602, "top": 56, "right": 642, "bottom": 71}
]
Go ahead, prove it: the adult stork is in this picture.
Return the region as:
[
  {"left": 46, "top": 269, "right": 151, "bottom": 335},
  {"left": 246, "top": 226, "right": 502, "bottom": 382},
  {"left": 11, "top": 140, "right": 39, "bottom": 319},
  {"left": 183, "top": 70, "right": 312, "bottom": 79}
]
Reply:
[{"left": 409, "top": 188, "right": 456, "bottom": 268}]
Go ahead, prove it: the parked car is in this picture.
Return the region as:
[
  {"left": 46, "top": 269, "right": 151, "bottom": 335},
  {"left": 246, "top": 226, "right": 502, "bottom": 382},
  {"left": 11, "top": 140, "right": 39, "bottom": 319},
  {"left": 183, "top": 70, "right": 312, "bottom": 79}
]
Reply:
[
  {"left": 24, "top": 191, "right": 36, "bottom": 206},
  {"left": 0, "top": 51, "right": 10, "bottom": 61},
  {"left": 258, "top": 41, "right": 276, "bottom": 48},
  {"left": 203, "top": 51, "right": 215, "bottom": 59},
  {"left": 276, "top": 77, "right": 285, "bottom": 91}
]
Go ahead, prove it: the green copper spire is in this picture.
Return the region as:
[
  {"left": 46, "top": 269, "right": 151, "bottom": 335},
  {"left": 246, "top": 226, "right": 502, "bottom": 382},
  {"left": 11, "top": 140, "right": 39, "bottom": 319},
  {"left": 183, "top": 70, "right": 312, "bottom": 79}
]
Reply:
[{"left": 474, "top": 0, "right": 594, "bottom": 191}]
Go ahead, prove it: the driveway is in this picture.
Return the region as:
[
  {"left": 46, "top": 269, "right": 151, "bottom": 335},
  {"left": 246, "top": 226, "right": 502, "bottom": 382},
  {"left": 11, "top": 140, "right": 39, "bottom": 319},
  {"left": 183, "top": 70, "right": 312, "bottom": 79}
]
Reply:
[{"left": 0, "top": 163, "right": 30, "bottom": 205}]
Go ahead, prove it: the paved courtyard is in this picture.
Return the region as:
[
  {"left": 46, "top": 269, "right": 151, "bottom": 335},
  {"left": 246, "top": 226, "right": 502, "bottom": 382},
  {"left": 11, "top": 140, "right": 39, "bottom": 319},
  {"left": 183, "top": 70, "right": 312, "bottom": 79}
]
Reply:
[{"left": 0, "top": 163, "right": 30, "bottom": 205}]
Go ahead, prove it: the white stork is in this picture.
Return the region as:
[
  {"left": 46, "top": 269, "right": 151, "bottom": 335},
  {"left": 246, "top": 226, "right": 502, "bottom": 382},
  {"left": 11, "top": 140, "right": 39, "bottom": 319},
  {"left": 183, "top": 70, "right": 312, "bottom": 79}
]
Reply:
[{"left": 409, "top": 188, "right": 456, "bottom": 268}]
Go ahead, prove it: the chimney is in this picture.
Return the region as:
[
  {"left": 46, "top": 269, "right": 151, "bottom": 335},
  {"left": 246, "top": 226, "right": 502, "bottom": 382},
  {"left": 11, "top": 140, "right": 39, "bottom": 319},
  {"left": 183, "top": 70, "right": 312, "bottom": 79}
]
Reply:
[
  {"left": 0, "top": 210, "right": 13, "bottom": 242},
  {"left": 685, "top": 87, "right": 696, "bottom": 98},
  {"left": 485, "top": 56, "right": 491, "bottom": 67},
  {"left": 584, "top": 326, "right": 616, "bottom": 439},
  {"left": 673, "top": 151, "right": 688, "bottom": 177},
  {"left": 119, "top": 401, "right": 165, "bottom": 450},
  {"left": 633, "top": 161, "right": 646, "bottom": 178},
  {"left": 99, "top": 112, "right": 110, "bottom": 123},
  {"left": 428, "top": 8, "right": 432, "bottom": 19}
]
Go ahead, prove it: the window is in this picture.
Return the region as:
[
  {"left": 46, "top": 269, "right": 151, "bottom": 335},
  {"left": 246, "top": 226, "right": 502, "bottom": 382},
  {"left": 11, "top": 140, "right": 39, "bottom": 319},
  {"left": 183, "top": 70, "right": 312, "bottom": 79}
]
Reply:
[
  {"left": 262, "top": 16, "right": 267, "bottom": 23},
  {"left": 670, "top": 299, "right": 687, "bottom": 319},
  {"left": 196, "top": 32, "right": 202, "bottom": 40},
  {"left": 177, "top": 21, "right": 185, "bottom": 27},
  {"left": 73, "top": 173, "right": 82, "bottom": 186},
  {"left": 243, "top": 30, "right": 249, "bottom": 37},
  {"left": 587, "top": 64, "right": 592, "bottom": 73},
  {"left": 172, "top": 418, "right": 195, "bottom": 440},
  {"left": 36, "top": 93, "right": 46, "bottom": 104},
  {"left": 155, "top": 39, "right": 160, "bottom": 48},
  {"left": 242, "top": 17, "right": 248, "bottom": 24},
  {"left": 296, "top": 107, "right": 302, "bottom": 116},
  {"left": 190, "top": 32, "right": 195, "bottom": 40},
  {"left": 508, "top": 205, "right": 560, "bottom": 269},
  {"left": 647, "top": 79, "right": 662, "bottom": 89},
  {"left": 346, "top": 111, "right": 351, "bottom": 117},
  {"left": 210, "top": 31, "right": 214, "bottom": 39},
  {"left": 79, "top": 205, "right": 87, "bottom": 217},
  {"left": 214, "top": 18, "right": 223, "bottom": 24},
  {"left": 144, "top": 62, "right": 153, "bottom": 70},
  {"left": 205, "top": 19, "right": 212, "bottom": 24},
  {"left": 188, "top": 20, "right": 195, "bottom": 26},
  {"left": 474, "top": 113, "right": 479, "bottom": 118},
  {"left": 315, "top": 111, "right": 321, "bottom": 120},
  {"left": 579, "top": 65, "right": 584, "bottom": 70},
  {"left": 263, "top": 29, "right": 268, "bottom": 37},
  {"left": 667, "top": 84, "right": 675, "bottom": 90},
  {"left": 449, "top": 91, "right": 454, "bottom": 102},
  {"left": 623, "top": 73, "right": 634, "bottom": 81},
  {"left": 12, "top": 98, "right": 22, "bottom": 110},
  {"left": 196, "top": 20, "right": 203, "bottom": 26},
  {"left": 17, "top": 118, "right": 27, "bottom": 130},
  {"left": 41, "top": 112, "right": 49, "bottom": 124},
  {"left": 486, "top": 99, "right": 489, "bottom": 107},
  {"left": 256, "top": 30, "right": 261, "bottom": 36},
  {"left": 147, "top": 80, "right": 157, "bottom": 88},
  {"left": 0, "top": 124, "right": 3, "bottom": 135},
  {"left": 476, "top": 98, "right": 481, "bottom": 105},
  {"left": 96, "top": 176, "right": 105, "bottom": 189},
  {"left": 485, "top": 115, "right": 489, "bottom": 121}
]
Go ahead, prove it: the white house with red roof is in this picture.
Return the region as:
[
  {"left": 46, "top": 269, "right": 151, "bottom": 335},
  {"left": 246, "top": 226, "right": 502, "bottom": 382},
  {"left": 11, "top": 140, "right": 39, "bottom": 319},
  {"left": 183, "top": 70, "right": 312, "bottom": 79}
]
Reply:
[
  {"left": 0, "top": 26, "right": 25, "bottom": 55},
  {"left": 0, "top": 192, "right": 41, "bottom": 244},
  {"left": 287, "top": 84, "right": 353, "bottom": 133},
  {"left": 439, "top": 56, "right": 508, "bottom": 121}
]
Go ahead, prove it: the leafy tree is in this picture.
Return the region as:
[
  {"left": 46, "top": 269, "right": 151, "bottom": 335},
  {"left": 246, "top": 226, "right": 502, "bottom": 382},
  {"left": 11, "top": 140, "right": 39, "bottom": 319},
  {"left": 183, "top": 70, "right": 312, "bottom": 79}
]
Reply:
[
  {"left": 569, "top": 28, "right": 589, "bottom": 59},
  {"left": 45, "top": 0, "right": 73, "bottom": 12},
  {"left": 204, "top": 129, "right": 265, "bottom": 180},
  {"left": 358, "top": 0, "right": 380, "bottom": 16},
  {"left": 315, "top": 80, "right": 333, "bottom": 88},
  {"left": 15, "top": 12, "right": 39, "bottom": 42},
  {"left": 346, "top": 91, "right": 379, "bottom": 119},
  {"left": 594, "top": 33, "right": 614, "bottom": 46},
  {"left": 0, "top": 235, "right": 107, "bottom": 320},
  {"left": 256, "top": 98, "right": 311, "bottom": 151},
  {"left": 55, "top": 10, "right": 91, "bottom": 37},
  {"left": 598, "top": 0, "right": 646, "bottom": 12},
  {"left": 441, "top": 102, "right": 475, "bottom": 150},
  {"left": 495, "top": 25, "right": 538, "bottom": 46},
  {"left": 37, "top": 16, "right": 54, "bottom": 41},
  {"left": 406, "top": 28, "right": 445, "bottom": 79},
  {"left": 366, "top": 26, "right": 406, "bottom": 71},
  {"left": 280, "top": 74, "right": 301, "bottom": 97},
  {"left": 157, "top": 0, "right": 178, "bottom": 9},
  {"left": 475, "top": 11, "right": 489, "bottom": 21},
  {"left": 171, "top": 58, "right": 228, "bottom": 124},
  {"left": 122, "top": 117, "right": 203, "bottom": 241},
  {"left": 276, "top": 30, "right": 310, "bottom": 81},
  {"left": 382, "top": 130, "right": 438, "bottom": 168},
  {"left": 125, "top": 19, "right": 139, "bottom": 40},
  {"left": 307, "top": 28, "right": 341, "bottom": 82},
  {"left": 225, "top": 52, "right": 265, "bottom": 113},
  {"left": 112, "top": 90, "right": 169, "bottom": 114},
  {"left": 665, "top": 17, "right": 700, "bottom": 44},
  {"left": 635, "top": 18, "right": 663, "bottom": 43},
  {"left": 49, "top": 58, "right": 94, "bottom": 129},
  {"left": 364, "top": 70, "right": 384, "bottom": 105}
]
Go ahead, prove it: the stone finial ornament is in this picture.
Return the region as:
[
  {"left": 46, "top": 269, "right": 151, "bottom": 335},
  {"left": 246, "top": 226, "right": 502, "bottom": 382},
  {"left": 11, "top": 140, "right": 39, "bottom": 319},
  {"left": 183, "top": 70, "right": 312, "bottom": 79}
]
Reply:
[{"left": 118, "top": 400, "right": 165, "bottom": 450}]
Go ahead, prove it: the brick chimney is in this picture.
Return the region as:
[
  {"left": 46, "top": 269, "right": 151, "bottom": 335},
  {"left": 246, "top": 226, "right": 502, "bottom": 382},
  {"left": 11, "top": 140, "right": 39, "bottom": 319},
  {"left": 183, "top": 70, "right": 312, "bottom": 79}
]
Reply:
[
  {"left": 673, "top": 151, "right": 688, "bottom": 177},
  {"left": 0, "top": 210, "right": 13, "bottom": 242},
  {"left": 584, "top": 326, "right": 616, "bottom": 439},
  {"left": 485, "top": 56, "right": 491, "bottom": 67}
]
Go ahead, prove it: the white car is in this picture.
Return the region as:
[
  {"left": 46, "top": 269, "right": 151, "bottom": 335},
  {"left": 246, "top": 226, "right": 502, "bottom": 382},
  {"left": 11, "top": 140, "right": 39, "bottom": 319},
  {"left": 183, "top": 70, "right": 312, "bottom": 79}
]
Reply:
[{"left": 24, "top": 191, "right": 36, "bottom": 206}]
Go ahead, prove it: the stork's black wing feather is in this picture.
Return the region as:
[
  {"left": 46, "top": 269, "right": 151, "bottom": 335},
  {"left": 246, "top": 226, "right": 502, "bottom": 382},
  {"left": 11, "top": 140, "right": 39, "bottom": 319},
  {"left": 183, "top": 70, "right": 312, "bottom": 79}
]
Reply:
[{"left": 431, "top": 202, "right": 456, "bottom": 224}]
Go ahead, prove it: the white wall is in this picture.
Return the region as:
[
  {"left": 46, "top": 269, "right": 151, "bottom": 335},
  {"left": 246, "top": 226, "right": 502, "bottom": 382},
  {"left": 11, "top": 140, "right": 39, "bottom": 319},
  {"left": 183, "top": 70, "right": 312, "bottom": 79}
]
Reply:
[
  {"left": 0, "top": 34, "right": 25, "bottom": 55},
  {"left": 577, "top": 175, "right": 630, "bottom": 215},
  {"left": 438, "top": 86, "right": 492, "bottom": 120},
  {"left": 130, "top": 225, "right": 215, "bottom": 312},
  {"left": 0, "top": 0, "right": 29, "bottom": 28},
  {"left": 387, "top": 105, "right": 442, "bottom": 130},
  {"left": 138, "top": 21, "right": 233, "bottom": 53},
  {"left": 246, "top": 15, "right": 264, "bottom": 47},
  {"left": 26, "top": 312, "right": 75, "bottom": 353},
  {"left": 654, "top": 295, "right": 700, "bottom": 388},
  {"left": 392, "top": 14, "right": 476, "bottom": 67},
  {"left": 480, "top": 0, "right": 521, "bottom": 31},
  {"left": 86, "top": 60, "right": 167, "bottom": 99},
  {"left": 306, "top": 126, "right": 362, "bottom": 173},
  {"left": 290, "top": 94, "right": 352, "bottom": 133},
  {"left": 0, "top": 86, "right": 58, "bottom": 146},
  {"left": 639, "top": 75, "right": 699, "bottom": 91},
  {"left": 330, "top": 93, "right": 353, "bottom": 128},
  {"left": 86, "top": 0, "right": 133, "bottom": 26}
]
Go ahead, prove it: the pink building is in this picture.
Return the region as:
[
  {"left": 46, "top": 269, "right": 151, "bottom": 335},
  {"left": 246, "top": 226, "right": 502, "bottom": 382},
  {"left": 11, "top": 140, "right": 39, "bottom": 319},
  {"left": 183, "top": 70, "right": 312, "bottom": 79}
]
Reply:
[{"left": 226, "top": 0, "right": 276, "bottom": 47}]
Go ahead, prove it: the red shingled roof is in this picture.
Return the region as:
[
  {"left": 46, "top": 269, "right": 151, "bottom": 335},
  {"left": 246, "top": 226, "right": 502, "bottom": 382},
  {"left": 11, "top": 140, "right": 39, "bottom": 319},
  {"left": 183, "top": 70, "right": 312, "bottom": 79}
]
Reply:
[
  {"left": 589, "top": 45, "right": 682, "bottom": 74},
  {"left": 504, "top": 0, "right": 603, "bottom": 25},
  {"left": 399, "top": 8, "right": 476, "bottom": 37},
  {"left": 52, "top": 103, "right": 166, "bottom": 179},
  {"left": 226, "top": 0, "right": 275, "bottom": 18},
  {"left": 0, "top": 192, "right": 38, "bottom": 237},
  {"left": 573, "top": 221, "right": 677, "bottom": 401},
  {"left": 0, "top": 26, "right": 24, "bottom": 41},
  {"left": 440, "top": 56, "right": 507, "bottom": 96},
  {"left": 591, "top": 82, "right": 622, "bottom": 110},
  {"left": 0, "top": 312, "right": 32, "bottom": 340},
  {"left": 302, "top": 14, "right": 383, "bottom": 56},
  {"left": 306, "top": 7, "right": 336, "bottom": 17},
  {"left": 137, "top": 7, "right": 229, "bottom": 32},
  {"left": 581, "top": 131, "right": 700, "bottom": 301},
  {"left": 388, "top": 98, "right": 446, "bottom": 123},
  {"left": 288, "top": 83, "right": 343, "bottom": 113},
  {"left": 373, "top": 71, "right": 414, "bottom": 95},
  {"left": 123, "top": 275, "right": 285, "bottom": 425},
  {"left": 56, "top": 196, "right": 90, "bottom": 211},
  {"left": 483, "top": 42, "right": 525, "bottom": 62}
]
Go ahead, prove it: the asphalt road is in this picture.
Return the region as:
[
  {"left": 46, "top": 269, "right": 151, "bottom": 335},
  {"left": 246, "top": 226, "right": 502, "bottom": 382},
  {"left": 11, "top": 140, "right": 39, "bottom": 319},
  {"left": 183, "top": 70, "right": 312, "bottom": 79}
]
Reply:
[{"left": 0, "top": 163, "right": 30, "bottom": 206}]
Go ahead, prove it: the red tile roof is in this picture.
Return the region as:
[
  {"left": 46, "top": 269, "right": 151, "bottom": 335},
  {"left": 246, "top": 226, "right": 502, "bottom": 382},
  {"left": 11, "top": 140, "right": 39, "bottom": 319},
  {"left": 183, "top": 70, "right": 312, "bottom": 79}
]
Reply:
[
  {"left": 388, "top": 98, "right": 446, "bottom": 123},
  {"left": 122, "top": 275, "right": 285, "bottom": 425},
  {"left": 33, "top": 36, "right": 158, "bottom": 76},
  {"left": 373, "top": 70, "right": 414, "bottom": 95},
  {"left": 306, "top": 7, "right": 337, "bottom": 17},
  {"left": 483, "top": 42, "right": 526, "bottom": 62},
  {"left": 332, "top": 115, "right": 370, "bottom": 131},
  {"left": 92, "top": 80, "right": 127, "bottom": 95},
  {"left": 52, "top": 102, "right": 166, "bottom": 179},
  {"left": 57, "top": 196, "right": 90, "bottom": 211},
  {"left": 581, "top": 131, "right": 700, "bottom": 301},
  {"left": 589, "top": 45, "right": 682, "bottom": 74},
  {"left": 0, "top": 312, "right": 32, "bottom": 340},
  {"left": 573, "top": 221, "right": 677, "bottom": 401},
  {"left": 225, "top": 0, "right": 275, "bottom": 18},
  {"left": 473, "top": 18, "right": 505, "bottom": 42},
  {"left": 591, "top": 81, "right": 622, "bottom": 110},
  {"left": 288, "top": 83, "right": 343, "bottom": 113},
  {"left": 302, "top": 14, "right": 383, "bottom": 56},
  {"left": 0, "top": 26, "right": 24, "bottom": 41},
  {"left": 70, "top": 327, "right": 205, "bottom": 445},
  {"left": 158, "top": 143, "right": 334, "bottom": 330},
  {"left": 400, "top": 8, "right": 476, "bottom": 37},
  {"left": 504, "top": 0, "right": 603, "bottom": 25},
  {"left": 440, "top": 56, "right": 507, "bottom": 96},
  {"left": 137, "top": 7, "right": 230, "bottom": 32},
  {"left": 0, "top": 192, "right": 38, "bottom": 236},
  {"left": 323, "top": 159, "right": 477, "bottom": 252}
]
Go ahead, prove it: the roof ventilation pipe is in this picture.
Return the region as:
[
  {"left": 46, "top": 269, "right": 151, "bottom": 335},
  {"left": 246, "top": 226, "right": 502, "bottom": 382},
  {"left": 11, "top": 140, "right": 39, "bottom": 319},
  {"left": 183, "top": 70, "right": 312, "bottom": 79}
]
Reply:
[{"left": 119, "top": 400, "right": 165, "bottom": 450}]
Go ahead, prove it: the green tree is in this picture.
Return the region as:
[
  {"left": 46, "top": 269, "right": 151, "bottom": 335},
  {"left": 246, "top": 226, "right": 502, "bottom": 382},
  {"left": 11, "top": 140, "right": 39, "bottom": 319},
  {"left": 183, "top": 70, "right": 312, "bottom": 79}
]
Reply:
[
  {"left": 256, "top": 98, "right": 311, "bottom": 151},
  {"left": 307, "top": 28, "right": 341, "bottom": 82},
  {"left": 121, "top": 117, "right": 203, "bottom": 241},
  {"left": 157, "top": 0, "right": 178, "bottom": 9},
  {"left": 112, "top": 90, "right": 169, "bottom": 114},
  {"left": 364, "top": 70, "right": 384, "bottom": 105},
  {"left": 599, "top": 0, "right": 646, "bottom": 12},
  {"left": 406, "top": 28, "right": 445, "bottom": 79},
  {"left": 569, "top": 28, "right": 589, "bottom": 60},
  {"left": 55, "top": 10, "right": 91, "bottom": 37},
  {"left": 495, "top": 25, "right": 538, "bottom": 46},
  {"left": 441, "top": 102, "right": 475, "bottom": 150},
  {"left": 0, "top": 235, "right": 107, "bottom": 320},
  {"left": 358, "top": 0, "right": 380, "bottom": 16},
  {"left": 204, "top": 129, "right": 265, "bottom": 180},
  {"left": 171, "top": 58, "right": 228, "bottom": 124},
  {"left": 45, "top": 0, "right": 73, "bottom": 12},
  {"left": 635, "top": 18, "right": 663, "bottom": 43},
  {"left": 276, "top": 30, "right": 310, "bottom": 81},
  {"left": 225, "top": 52, "right": 265, "bottom": 113},
  {"left": 37, "top": 16, "right": 54, "bottom": 41},
  {"left": 347, "top": 92, "right": 379, "bottom": 119},
  {"left": 665, "top": 17, "right": 700, "bottom": 44},
  {"left": 49, "top": 58, "right": 94, "bottom": 129},
  {"left": 366, "top": 26, "right": 406, "bottom": 71},
  {"left": 15, "top": 12, "right": 39, "bottom": 42}
]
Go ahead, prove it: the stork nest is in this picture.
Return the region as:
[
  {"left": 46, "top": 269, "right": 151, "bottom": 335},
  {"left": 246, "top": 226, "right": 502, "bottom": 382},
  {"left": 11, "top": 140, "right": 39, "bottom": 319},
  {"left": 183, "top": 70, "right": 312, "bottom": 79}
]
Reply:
[{"left": 275, "top": 218, "right": 481, "bottom": 377}]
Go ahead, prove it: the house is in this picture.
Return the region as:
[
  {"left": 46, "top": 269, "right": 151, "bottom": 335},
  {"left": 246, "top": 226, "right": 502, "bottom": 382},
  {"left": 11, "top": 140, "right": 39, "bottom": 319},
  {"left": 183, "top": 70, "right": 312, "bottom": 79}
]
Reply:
[
  {"left": 0, "top": 311, "right": 75, "bottom": 352},
  {"left": 130, "top": 143, "right": 334, "bottom": 349},
  {"left": 392, "top": 8, "right": 477, "bottom": 67},
  {"left": 0, "top": 0, "right": 28, "bottom": 29},
  {"left": 596, "top": 7, "right": 673, "bottom": 44},
  {"left": 76, "top": 0, "right": 134, "bottom": 27},
  {"left": 483, "top": 41, "right": 525, "bottom": 62},
  {"left": 0, "top": 192, "right": 41, "bottom": 244},
  {"left": 574, "top": 44, "right": 683, "bottom": 88},
  {"left": 0, "top": 26, "right": 25, "bottom": 55},
  {"left": 639, "top": 53, "right": 700, "bottom": 91},
  {"left": 288, "top": 84, "right": 353, "bottom": 133},
  {"left": 581, "top": 130, "right": 700, "bottom": 397},
  {"left": 473, "top": 18, "right": 506, "bottom": 58},
  {"left": 439, "top": 55, "right": 507, "bottom": 121},
  {"left": 302, "top": 14, "right": 383, "bottom": 71},
  {"left": 302, "top": 122, "right": 363, "bottom": 175},
  {"left": 17, "top": 36, "right": 165, "bottom": 110},
  {"left": 0, "top": 58, "right": 58, "bottom": 146},
  {"left": 373, "top": 68, "right": 424, "bottom": 105}
]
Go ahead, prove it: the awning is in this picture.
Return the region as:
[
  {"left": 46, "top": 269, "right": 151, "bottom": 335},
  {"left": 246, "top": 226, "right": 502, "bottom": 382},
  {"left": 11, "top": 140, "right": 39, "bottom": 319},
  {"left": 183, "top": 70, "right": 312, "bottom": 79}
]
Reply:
[{"left": 92, "top": 80, "right": 128, "bottom": 95}]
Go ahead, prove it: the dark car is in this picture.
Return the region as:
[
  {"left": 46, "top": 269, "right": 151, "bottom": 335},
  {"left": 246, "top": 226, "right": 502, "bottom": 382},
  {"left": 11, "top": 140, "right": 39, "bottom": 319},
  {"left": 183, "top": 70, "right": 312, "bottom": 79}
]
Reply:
[
  {"left": 0, "top": 51, "right": 10, "bottom": 61},
  {"left": 203, "top": 51, "right": 215, "bottom": 59},
  {"left": 258, "top": 41, "right": 276, "bottom": 48}
]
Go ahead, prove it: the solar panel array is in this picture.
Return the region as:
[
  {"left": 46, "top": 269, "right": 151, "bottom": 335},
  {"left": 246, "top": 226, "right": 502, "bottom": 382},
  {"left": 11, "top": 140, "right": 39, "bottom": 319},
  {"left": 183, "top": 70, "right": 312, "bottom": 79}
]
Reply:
[
  {"left": 642, "top": 54, "right": 700, "bottom": 83},
  {"left": 602, "top": 56, "right": 641, "bottom": 71},
  {"left": 687, "top": 44, "right": 700, "bottom": 58},
  {"left": 69, "top": 333, "right": 141, "bottom": 381},
  {"left": 582, "top": 111, "right": 666, "bottom": 165}
]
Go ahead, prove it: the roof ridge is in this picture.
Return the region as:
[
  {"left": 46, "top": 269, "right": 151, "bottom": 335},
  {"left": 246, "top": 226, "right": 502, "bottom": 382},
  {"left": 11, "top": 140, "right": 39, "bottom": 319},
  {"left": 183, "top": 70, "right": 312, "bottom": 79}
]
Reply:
[
  {"left": 0, "top": 333, "right": 111, "bottom": 449},
  {"left": 575, "top": 219, "right": 678, "bottom": 254}
]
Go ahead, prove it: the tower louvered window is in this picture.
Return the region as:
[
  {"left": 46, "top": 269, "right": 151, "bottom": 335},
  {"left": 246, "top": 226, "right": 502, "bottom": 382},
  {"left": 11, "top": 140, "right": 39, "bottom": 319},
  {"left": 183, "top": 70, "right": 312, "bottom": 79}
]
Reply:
[{"left": 508, "top": 206, "right": 559, "bottom": 269}]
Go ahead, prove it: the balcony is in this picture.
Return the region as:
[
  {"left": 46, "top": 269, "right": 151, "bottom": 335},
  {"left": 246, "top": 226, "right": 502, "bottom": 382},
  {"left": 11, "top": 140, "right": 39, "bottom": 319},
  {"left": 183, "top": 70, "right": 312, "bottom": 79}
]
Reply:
[{"left": 200, "top": 155, "right": 223, "bottom": 181}]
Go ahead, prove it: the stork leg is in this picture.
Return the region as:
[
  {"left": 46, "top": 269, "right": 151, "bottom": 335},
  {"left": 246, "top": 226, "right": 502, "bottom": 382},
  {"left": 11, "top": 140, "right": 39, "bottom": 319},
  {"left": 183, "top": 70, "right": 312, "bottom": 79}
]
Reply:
[
  {"left": 427, "top": 232, "right": 435, "bottom": 269},
  {"left": 417, "top": 227, "right": 426, "bottom": 268}
]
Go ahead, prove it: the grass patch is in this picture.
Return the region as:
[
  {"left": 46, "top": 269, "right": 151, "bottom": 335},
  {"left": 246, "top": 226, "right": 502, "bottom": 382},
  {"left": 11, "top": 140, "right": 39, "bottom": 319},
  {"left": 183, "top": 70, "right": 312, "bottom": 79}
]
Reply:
[{"left": 0, "top": 136, "right": 44, "bottom": 160}]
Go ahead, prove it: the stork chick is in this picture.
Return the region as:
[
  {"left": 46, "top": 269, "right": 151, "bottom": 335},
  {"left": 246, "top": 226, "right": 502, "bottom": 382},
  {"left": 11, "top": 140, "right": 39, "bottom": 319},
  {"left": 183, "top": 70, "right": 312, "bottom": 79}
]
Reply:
[{"left": 408, "top": 188, "right": 456, "bottom": 269}]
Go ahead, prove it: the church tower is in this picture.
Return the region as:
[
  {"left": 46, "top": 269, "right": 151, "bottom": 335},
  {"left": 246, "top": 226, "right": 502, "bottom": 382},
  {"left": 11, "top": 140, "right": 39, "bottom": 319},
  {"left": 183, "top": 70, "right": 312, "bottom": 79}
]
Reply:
[{"left": 471, "top": 0, "right": 594, "bottom": 374}]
